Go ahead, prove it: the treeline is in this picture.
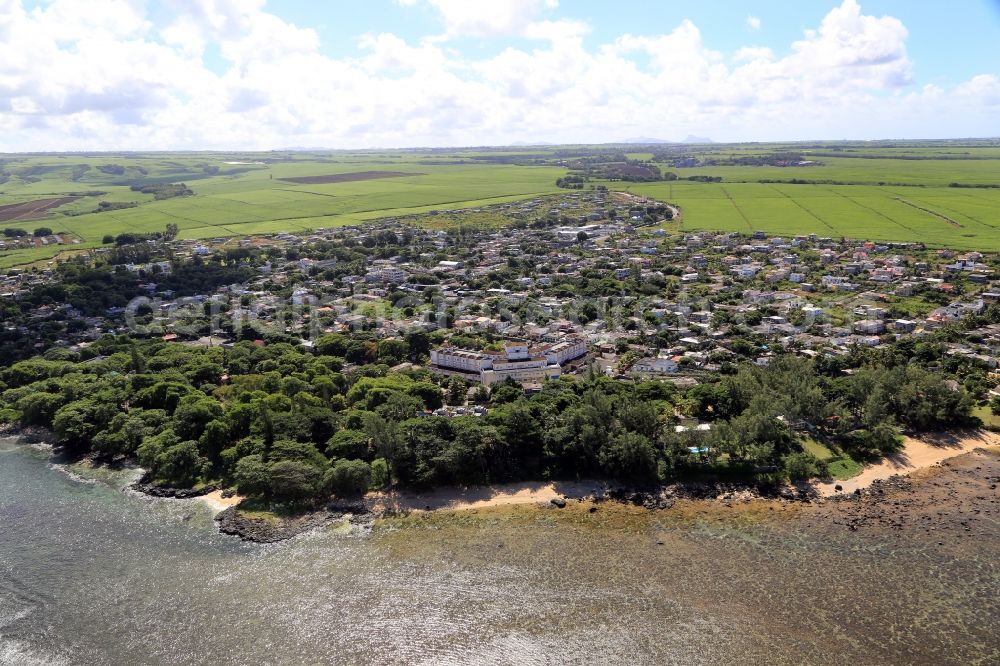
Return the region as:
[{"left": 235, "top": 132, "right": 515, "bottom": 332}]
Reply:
[
  {"left": 108, "top": 222, "right": 179, "bottom": 245},
  {"left": 555, "top": 175, "right": 586, "bottom": 189},
  {"left": 0, "top": 334, "right": 974, "bottom": 506},
  {"left": 130, "top": 183, "right": 193, "bottom": 200},
  {"left": 756, "top": 178, "right": 923, "bottom": 187},
  {"left": 96, "top": 201, "right": 138, "bottom": 212},
  {"left": 655, "top": 153, "right": 815, "bottom": 167}
]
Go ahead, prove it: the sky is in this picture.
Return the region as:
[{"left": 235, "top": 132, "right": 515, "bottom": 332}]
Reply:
[{"left": 0, "top": 0, "right": 998, "bottom": 151}]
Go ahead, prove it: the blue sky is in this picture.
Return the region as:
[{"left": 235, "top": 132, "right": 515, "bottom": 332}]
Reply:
[
  {"left": 2, "top": 0, "right": 999, "bottom": 150},
  {"left": 189, "top": 0, "right": 1000, "bottom": 88}
]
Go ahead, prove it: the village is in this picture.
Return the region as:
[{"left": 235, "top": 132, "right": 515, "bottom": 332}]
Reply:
[{"left": 2, "top": 190, "right": 998, "bottom": 407}]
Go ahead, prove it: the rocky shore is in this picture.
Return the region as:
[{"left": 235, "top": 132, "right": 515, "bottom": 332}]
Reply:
[
  {"left": 215, "top": 503, "right": 366, "bottom": 543},
  {"left": 589, "top": 479, "right": 815, "bottom": 510},
  {"left": 811, "top": 449, "right": 1000, "bottom": 540},
  {"left": 0, "top": 423, "right": 56, "bottom": 445},
  {"left": 130, "top": 472, "right": 219, "bottom": 500}
]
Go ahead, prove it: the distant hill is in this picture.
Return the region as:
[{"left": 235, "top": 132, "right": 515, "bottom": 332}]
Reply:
[{"left": 682, "top": 135, "right": 714, "bottom": 144}]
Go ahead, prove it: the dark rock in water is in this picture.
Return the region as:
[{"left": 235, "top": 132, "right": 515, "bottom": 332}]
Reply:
[
  {"left": 550, "top": 498, "right": 567, "bottom": 508},
  {"left": 216, "top": 506, "right": 341, "bottom": 544},
  {"left": 327, "top": 499, "right": 367, "bottom": 514},
  {"left": 854, "top": 488, "right": 862, "bottom": 495},
  {"left": 131, "top": 473, "right": 216, "bottom": 499},
  {"left": 221, "top": 489, "right": 236, "bottom": 499},
  {"left": 643, "top": 495, "right": 675, "bottom": 511},
  {"left": 588, "top": 506, "right": 598, "bottom": 513},
  {"left": 835, "top": 484, "right": 843, "bottom": 492}
]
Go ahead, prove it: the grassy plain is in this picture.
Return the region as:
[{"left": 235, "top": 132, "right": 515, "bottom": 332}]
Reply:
[
  {"left": 2, "top": 141, "right": 999, "bottom": 267},
  {"left": 623, "top": 181, "right": 1000, "bottom": 250},
  {"left": 0, "top": 152, "right": 564, "bottom": 265}
]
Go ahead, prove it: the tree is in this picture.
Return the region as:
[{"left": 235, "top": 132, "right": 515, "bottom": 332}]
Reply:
[
  {"left": 783, "top": 452, "right": 826, "bottom": 481},
  {"left": 52, "top": 398, "right": 116, "bottom": 449},
  {"left": 199, "top": 419, "right": 230, "bottom": 462},
  {"left": 234, "top": 454, "right": 270, "bottom": 496},
  {"left": 164, "top": 223, "right": 179, "bottom": 241},
  {"left": 489, "top": 400, "right": 542, "bottom": 479},
  {"left": 137, "top": 428, "right": 180, "bottom": 468},
  {"left": 154, "top": 440, "right": 205, "bottom": 487},
  {"left": 15, "top": 392, "right": 64, "bottom": 426},
  {"left": 315, "top": 333, "right": 349, "bottom": 357},
  {"left": 269, "top": 460, "right": 324, "bottom": 503},
  {"left": 370, "top": 457, "right": 390, "bottom": 489},
  {"left": 376, "top": 338, "right": 409, "bottom": 365},
  {"left": 404, "top": 330, "right": 431, "bottom": 361},
  {"left": 91, "top": 430, "right": 128, "bottom": 458},
  {"left": 130, "top": 347, "right": 146, "bottom": 373},
  {"left": 616, "top": 399, "right": 660, "bottom": 440},
  {"left": 325, "top": 459, "right": 372, "bottom": 498},
  {"left": 598, "top": 431, "right": 659, "bottom": 484},
  {"left": 326, "top": 429, "right": 371, "bottom": 460},
  {"left": 446, "top": 377, "right": 467, "bottom": 406},
  {"left": 490, "top": 382, "right": 522, "bottom": 405},
  {"left": 268, "top": 439, "right": 327, "bottom": 469},
  {"left": 472, "top": 385, "right": 490, "bottom": 403},
  {"left": 33, "top": 227, "right": 53, "bottom": 237},
  {"left": 172, "top": 395, "right": 223, "bottom": 441},
  {"left": 102, "top": 234, "right": 115, "bottom": 244}
]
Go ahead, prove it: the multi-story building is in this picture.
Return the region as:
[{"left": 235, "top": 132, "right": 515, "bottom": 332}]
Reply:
[{"left": 430, "top": 337, "right": 587, "bottom": 386}]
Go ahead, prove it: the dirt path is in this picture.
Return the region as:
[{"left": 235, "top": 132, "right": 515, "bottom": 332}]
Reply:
[{"left": 813, "top": 429, "right": 999, "bottom": 497}]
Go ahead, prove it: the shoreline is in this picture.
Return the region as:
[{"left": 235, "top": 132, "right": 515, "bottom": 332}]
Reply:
[
  {"left": 6, "top": 426, "right": 997, "bottom": 543},
  {"left": 812, "top": 429, "right": 999, "bottom": 497}
]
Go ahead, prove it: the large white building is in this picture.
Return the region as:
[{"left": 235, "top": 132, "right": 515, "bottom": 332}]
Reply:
[
  {"left": 365, "top": 267, "right": 408, "bottom": 284},
  {"left": 430, "top": 337, "right": 587, "bottom": 386},
  {"left": 632, "top": 356, "right": 679, "bottom": 375},
  {"left": 429, "top": 348, "right": 493, "bottom": 373},
  {"left": 543, "top": 338, "right": 588, "bottom": 365}
]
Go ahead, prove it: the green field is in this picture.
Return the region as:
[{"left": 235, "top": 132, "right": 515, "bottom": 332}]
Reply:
[
  {"left": 0, "top": 151, "right": 565, "bottom": 266},
  {"left": 2, "top": 141, "right": 1000, "bottom": 268},
  {"left": 625, "top": 181, "right": 1000, "bottom": 250}
]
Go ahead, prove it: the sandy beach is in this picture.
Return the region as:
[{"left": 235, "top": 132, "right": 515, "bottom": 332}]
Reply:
[
  {"left": 367, "top": 480, "right": 610, "bottom": 513},
  {"left": 199, "top": 489, "right": 244, "bottom": 513},
  {"left": 192, "top": 430, "right": 1000, "bottom": 516},
  {"left": 372, "top": 429, "right": 1000, "bottom": 511},
  {"left": 813, "top": 429, "right": 999, "bottom": 497}
]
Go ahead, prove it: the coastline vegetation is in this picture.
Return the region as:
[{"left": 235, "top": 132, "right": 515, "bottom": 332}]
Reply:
[{"left": 0, "top": 329, "right": 976, "bottom": 508}]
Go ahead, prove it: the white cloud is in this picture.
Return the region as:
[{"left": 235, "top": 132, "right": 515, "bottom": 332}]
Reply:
[
  {"left": 747, "top": 15, "right": 761, "bottom": 30},
  {"left": 734, "top": 46, "right": 772, "bottom": 62},
  {"left": 0, "top": 0, "right": 997, "bottom": 150},
  {"left": 405, "top": 0, "right": 566, "bottom": 39}
]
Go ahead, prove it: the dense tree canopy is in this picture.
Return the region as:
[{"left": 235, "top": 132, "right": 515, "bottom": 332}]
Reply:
[{"left": 0, "top": 333, "right": 975, "bottom": 508}]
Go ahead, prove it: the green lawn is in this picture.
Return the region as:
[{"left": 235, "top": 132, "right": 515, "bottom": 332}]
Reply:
[
  {"left": 971, "top": 404, "right": 1000, "bottom": 430},
  {"left": 800, "top": 436, "right": 865, "bottom": 481}
]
